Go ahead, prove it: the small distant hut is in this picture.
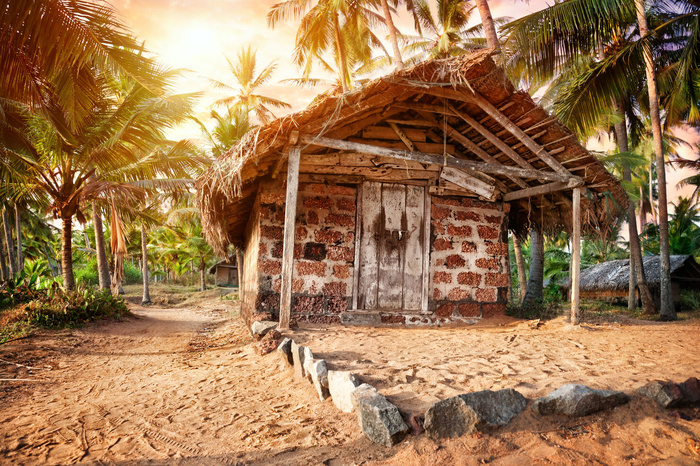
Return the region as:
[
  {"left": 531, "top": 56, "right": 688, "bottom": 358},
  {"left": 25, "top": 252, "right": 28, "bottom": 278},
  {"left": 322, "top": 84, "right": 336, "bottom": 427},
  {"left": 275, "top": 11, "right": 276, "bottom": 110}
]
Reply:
[
  {"left": 209, "top": 256, "right": 239, "bottom": 287},
  {"left": 572, "top": 255, "right": 700, "bottom": 310},
  {"left": 196, "top": 50, "right": 627, "bottom": 329}
]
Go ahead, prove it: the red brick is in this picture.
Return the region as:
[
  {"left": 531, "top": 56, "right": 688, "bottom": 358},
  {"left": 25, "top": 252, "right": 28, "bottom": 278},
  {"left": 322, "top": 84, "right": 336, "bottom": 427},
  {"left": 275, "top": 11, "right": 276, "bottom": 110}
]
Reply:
[
  {"left": 446, "top": 254, "right": 466, "bottom": 269},
  {"left": 296, "top": 261, "right": 326, "bottom": 276},
  {"left": 328, "top": 185, "right": 355, "bottom": 196},
  {"left": 296, "top": 226, "right": 308, "bottom": 241},
  {"left": 315, "top": 229, "right": 343, "bottom": 243},
  {"left": 477, "top": 225, "right": 499, "bottom": 240},
  {"left": 435, "top": 302, "right": 455, "bottom": 318},
  {"left": 455, "top": 211, "right": 480, "bottom": 222},
  {"left": 458, "top": 302, "right": 479, "bottom": 317},
  {"left": 333, "top": 264, "right": 351, "bottom": 279},
  {"left": 322, "top": 281, "right": 347, "bottom": 296},
  {"left": 433, "top": 271, "right": 452, "bottom": 284},
  {"left": 482, "top": 303, "right": 506, "bottom": 317},
  {"left": 475, "top": 288, "right": 497, "bottom": 302},
  {"left": 259, "top": 260, "right": 282, "bottom": 275},
  {"left": 326, "top": 213, "right": 354, "bottom": 227},
  {"left": 336, "top": 198, "right": 355, "bottom": 212},
  {"left": 485, "top": 273, "right": 510, "bottom": 287},
  {"left": 475, "top": 258, "right": 500, "bottom": 270},
  {"left": 307, "top": 315, "right": 341, "bottom": 325},
  {"left": 448, "top": 287, "right": 471, "bottom": 300},
  {"left": 261, "top": 225, "right": 283, "bottom": 240},
  {"left": 457, "top": 272, "right": 482, "bottom": 286},
  {"left": 303, "top": 242, "right": 327, "bottom": 261},
  {"left": 293, "top": 278, "right": 304, "bottom": 293},
  {"left": 432, "top": 221, "right": 445, "bottom": 235},
  {"left": 503, "top": 203, "right": 510, "bottom": 213},
  {"left": 300, "top": 183, "right": 327, "bottom": 194},
  {"left": 484, "top": 215, "right": 501, "bottom": 225},
  {"left": 345, "top": 232, "right": 354, "bottom": 243},
  {"left": 259, "top": 243, "right": 268, "bottom": 255},
  {"left": 308, "top": 211, "right": 319, "bottom": 225},
  {"left": 433, "top": 288, "right": 442, "bottom": 300},
  {"left": 272, "top": 242, "right": 302, "bottom": 259},
  {"left": 259, "top": 192, "right": 286, "bottom": 205},
  {"left": 431, "top": 205, "right": 450, "bottom": 220},
  {"left": 293, "top": 296, "right": 324, "bottom": 314},
  {"left": 327, "top": 245, "right": 354, "bottom": 262},
  {"left": 327, "top": 297, "right": 349, "bottom": 314},
  {"left": 433, "top": 238, "right": 453, "bottom": 251},
  {"left": 304, "top": 196, "right": 332, "bottom": 210},
  {"left": 432, "top": 197, "right": 460, "bottom": 206},
  {"left": 447, "top": 224, "right": 472, "bottom": 237},
  {"left": 486, "top": 243, "right": 508, "bottom": 256},
  {"left": 462, "top": 241, "right": 477, "bottom": 253},
  {"left": 259, "top": 205, "right": 271, "bottom": 220},
  {"left": 380, "top": 314, "right": 405, "bottom": 324}
]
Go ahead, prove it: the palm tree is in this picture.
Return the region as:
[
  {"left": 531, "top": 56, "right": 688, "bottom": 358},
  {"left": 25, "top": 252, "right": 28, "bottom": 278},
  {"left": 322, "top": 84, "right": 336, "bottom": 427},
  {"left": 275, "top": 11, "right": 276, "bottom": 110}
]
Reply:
[
  {"left": 193, "top": 107, "right": 251, "bottom": 158},
  {"left": 210, "top": 47, "right": 291, "bottom": 124},
  {"left": 523, "top": 227, "right": 544, "bottom": 305},
  {"left": 474, "top": 0, "right": 499, "bottom": 50}
]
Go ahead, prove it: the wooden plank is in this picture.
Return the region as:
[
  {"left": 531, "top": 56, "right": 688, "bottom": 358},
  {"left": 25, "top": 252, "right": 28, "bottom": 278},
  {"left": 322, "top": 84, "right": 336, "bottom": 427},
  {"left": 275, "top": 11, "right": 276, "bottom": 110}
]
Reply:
[
  {"left": 503, "top": 181, "right": 571, "bottom": 202},
  {"left": 421, "top": 190, "right": 431, "bottom": 312},
  {"left": 358, "top": 182, "right": 381, "bottom": 309},
  {"left": 386, "top": 118, "right": 434, "bottom": 127},
  {"left": 279, "top": 146, "right": 301, "bottom": 330},
  {"left": 388, "top": 122, "right": 418, "bottom": 151},
  {"left": 363, "top": 126, "right": 427, "bottom": 142},
  {"left": 299, "top": 164, "right": 438, "bottom": 180},
  {"left": 403, "top": 185, "right": 424, "bottom": 310},
  {"left": 236, "top": 249, "right": 244, "bottom": 302},
  {"left": 429, "top": 186, "right": 477, "bottom": 197},
  {"left": 570, "top": 186, "right": 582, "bottom": 325},
  {"left": 352, "top": 185, "right": 363, "bottom": 310},
  {"left": 378, "top": 184, "right": 405, "bottom": 309},
  {"left": 299, "top": 173, "right": 363, "bottom": 184},
  {"left": 393, "top": 102, "right": 458, "bottom": 116},
  {"left": 300, "top": 134, "right": 575, "bottom": 183},
  {"left": 439, "top": 166, "right": 496, "bottom": 199},
  {"left": 348, "top": 138, "right": 455, "bottom": 154}
]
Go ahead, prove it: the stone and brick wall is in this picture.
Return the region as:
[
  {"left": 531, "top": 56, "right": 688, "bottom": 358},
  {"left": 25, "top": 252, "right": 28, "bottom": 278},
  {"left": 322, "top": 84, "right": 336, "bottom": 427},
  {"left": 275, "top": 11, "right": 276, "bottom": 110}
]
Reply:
[
  {"left": 423, "top": 196, "right": 510, "bottom": 324},
  {"left": 246, "top": 181, "right": 357, "bottom": 325}
]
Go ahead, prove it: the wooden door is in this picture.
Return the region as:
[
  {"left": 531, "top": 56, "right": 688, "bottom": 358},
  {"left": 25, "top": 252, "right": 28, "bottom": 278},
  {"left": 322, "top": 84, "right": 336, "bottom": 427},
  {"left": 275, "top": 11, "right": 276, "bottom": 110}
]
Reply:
[{"left": 357, "top": 182, "right": 426, "bottom": 311}]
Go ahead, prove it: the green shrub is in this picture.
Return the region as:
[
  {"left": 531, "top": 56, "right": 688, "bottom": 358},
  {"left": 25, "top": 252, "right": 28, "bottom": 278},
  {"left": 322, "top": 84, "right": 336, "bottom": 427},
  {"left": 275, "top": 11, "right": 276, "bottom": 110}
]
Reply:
[
  {"left": 24, "top": 286, "right": 130, "bottom": 328},
  {"left": 74, "top": 259, "right": 99, "bottom": 287},
  {"left": 680, "top": 289, "right": 700, "bottom": 311},
  {"left": 124, "top": 262, "right": 143, "bottom": 285}
]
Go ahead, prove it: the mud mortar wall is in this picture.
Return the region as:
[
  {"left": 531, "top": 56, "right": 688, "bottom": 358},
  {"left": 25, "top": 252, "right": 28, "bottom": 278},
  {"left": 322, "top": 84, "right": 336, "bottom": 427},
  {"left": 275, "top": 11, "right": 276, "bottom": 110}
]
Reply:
[
  {"left": 426, "top": 196, "right": 510, "bottom": 323},
  {"left": 250, "top": 181, "right": 357, "bottom": 324}
]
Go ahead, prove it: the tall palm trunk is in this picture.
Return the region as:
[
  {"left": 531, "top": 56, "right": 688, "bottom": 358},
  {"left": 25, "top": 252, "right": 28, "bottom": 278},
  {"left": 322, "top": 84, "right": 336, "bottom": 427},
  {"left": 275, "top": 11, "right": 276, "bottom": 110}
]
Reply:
[
  {"left": 2, "top": 207, "right": 17, "bottom": 278},
  {"left": 0, "top": 240, "right": 7, "bottom": 280},
  {"left": 635, "top": 0, "right": 674, "bottom": 320},
  {"left": 512, "top": 234, "right": 527, "bottom": 302},
  {"left": 93, "top": 203, "right": 110, "bottom": 290},
  {"left": 14, "top": 204, "right": 23, "bottom": 274},
  {"left": 200, "top": 262, "right": 206, "bottom": 292},
  {"left": 613, "top": 104, "right": 656, "bottom": 314},
  {"left": 333, "top": 14, "right": 350, "bottom": 92},
  {"left": 523, "top": 227, "right": 544, "bottom": 305},
  {"left": 475, "top": 0, "right": 499, "bottom": 50},
  {"left": 141, "top": 226, "right": 151, "bottom": 305},
  {"left": 62, "top": 217, "right": 75, "bottom": 290},
  {"left": 379, "top": 0, "right": 404, "bottom": 70}
]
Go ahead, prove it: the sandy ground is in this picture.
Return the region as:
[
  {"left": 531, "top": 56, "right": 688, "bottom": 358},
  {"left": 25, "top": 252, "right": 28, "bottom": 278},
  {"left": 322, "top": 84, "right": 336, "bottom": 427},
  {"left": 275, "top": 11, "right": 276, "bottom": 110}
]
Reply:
[{"left": 0, "top": 299, "right": 699, "bottom": 465}]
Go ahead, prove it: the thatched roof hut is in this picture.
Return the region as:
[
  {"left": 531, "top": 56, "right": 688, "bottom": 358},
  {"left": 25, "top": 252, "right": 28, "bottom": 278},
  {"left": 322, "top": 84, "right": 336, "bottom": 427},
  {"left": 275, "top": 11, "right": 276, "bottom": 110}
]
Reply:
[{"left": 197, "top": 50, "right": 626, "bottom": 256}]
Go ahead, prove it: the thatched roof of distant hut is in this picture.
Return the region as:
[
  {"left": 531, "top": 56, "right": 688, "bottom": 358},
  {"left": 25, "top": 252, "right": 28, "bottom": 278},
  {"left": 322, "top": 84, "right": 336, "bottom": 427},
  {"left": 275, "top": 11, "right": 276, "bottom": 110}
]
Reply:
[
  {"left": 568, "top": 255, "right": 700, "bottom": 292},
  {"left": 197, "top": 50, "right": 627, "bottom": 256}
]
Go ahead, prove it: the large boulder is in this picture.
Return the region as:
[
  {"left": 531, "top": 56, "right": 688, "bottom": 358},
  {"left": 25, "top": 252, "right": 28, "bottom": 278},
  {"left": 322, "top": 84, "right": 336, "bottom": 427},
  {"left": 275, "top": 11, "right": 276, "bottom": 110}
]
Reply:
[
  {"left": 351, "top": 384, "right": 408, "bottom": 447},
  {"left": 328, "top": 371, "right": 361, "bottom": 413},
  {"left": 424, "top": 389, "right": 527, "bottom": 439},
  {"left": 302, "top": 347, "right": 315, "bottom": 379},
  {"left": 251, "top": 320, "right": 277, "bottom": 337},
  {"left": 277, "top": 338, "right": 293, "bottom": 368},
  {"left": 290, "top": 341, "right": 306, "bottom": 381},
  {"left": 533, "top": 384, "right": 630, "bottom": 417},
  {"left": 309, "top": 359, "right": 330, "bottom": 400},
  {"left": 638, "top": 378, "right": 700, "bottom": 408}
]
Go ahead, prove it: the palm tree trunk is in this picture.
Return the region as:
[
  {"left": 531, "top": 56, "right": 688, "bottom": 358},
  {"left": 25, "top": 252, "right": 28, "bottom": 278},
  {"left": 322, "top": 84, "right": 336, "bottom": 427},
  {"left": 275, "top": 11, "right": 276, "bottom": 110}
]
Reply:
[
  {"left": 93, "top": 203, "right": 110, "bottom": 290},
  {"left": 62, "top": 217, "right": 75, "bottom": 290},
  {"left": 649, "top": 160, "right": 657, "bottom": 224},
  {"left": 0, "top": 240, "right": 7, "bottom": 280},
  {"left": 200, "top": 264, "right": 206, "bottom": 292},
  {"left": 635, "top": 0, "right": 674, "bottom": 320},
  {"left": 333, "top": 14, "right": 350, "bottom": 93},
  {"left": 512, "top": 234, "right": 527, "bottom": 302},
  {"left": 14, "top": 204, "right": 23, "bottom": 274},
  {"left": 474, "top": 0, "right": 500, "bottom": 50},
  {"left": 379, "top": 0, "right": 404, "bottom": 70},
  {"left": 141, "top": 226, "right": 151, "bottom": 305},
  {"left": 3, "top": 207, "right": 17, "bottom": 278},
  {"left": 523, "top": 227, "right": 544, "bottom": 305}
]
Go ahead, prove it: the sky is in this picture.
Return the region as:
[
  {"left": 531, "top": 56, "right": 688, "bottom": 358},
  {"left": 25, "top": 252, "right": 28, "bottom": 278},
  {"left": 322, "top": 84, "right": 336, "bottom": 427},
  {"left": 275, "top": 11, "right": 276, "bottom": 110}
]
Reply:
[{"left": 109, "top": 0, "right": 699, "bottom": 212}]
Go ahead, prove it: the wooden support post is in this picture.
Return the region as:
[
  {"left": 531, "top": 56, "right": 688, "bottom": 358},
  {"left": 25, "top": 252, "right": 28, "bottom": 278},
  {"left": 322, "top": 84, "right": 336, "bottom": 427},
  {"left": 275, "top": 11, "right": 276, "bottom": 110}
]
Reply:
[
  {"left": 421, "top": 190, "right": 431, "bottom": 312},
  {"left": 236, "top": 248, "right": 244, "bottom": 302},
  {"left": 570, "top": 186, "right": 582, "bottom": 326},
  {"left": 279, "top": 146, "right": 301, "bottom": 330}
]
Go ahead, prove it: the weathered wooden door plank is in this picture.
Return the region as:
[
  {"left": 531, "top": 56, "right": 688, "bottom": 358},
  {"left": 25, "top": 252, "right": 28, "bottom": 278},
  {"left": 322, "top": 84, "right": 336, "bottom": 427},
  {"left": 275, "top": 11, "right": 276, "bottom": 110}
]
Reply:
[
  {"left": 403, "top": 185, "right": 424, "bottom": 310},
  {"left": 279, "top": 146, "right": 301, "bottom": 330},
  {"left": 358, "top": 182, "right": 382, "bottom": 309},
  {"left": 378, "top": 184, "right": 405, "bottom": 309}
]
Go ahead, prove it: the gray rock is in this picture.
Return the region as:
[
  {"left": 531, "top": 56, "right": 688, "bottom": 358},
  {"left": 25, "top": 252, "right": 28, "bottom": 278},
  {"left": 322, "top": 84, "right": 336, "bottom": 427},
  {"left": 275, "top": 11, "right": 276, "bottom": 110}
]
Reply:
[
  {"left": 309, "top": 359, "right": 330, "bottom": 400},
  {"left": 290, "top": 341, "right": 306, "bottom": 381},
  {"left": 328, "top": 370, "right": 361, "bottom": 413},
  {"left": 638, "top": 381, "right": 685, "bottom": 408},
  {"left": 424, "top": 389, "right": 527, "bottom": 439},
  {"left": 303, "top": 347, "right": 315, "bottom": 379},
  {"left": 251, "top": 320, "right": 277, "bottom": 336},
  {"left": 534, "top": 384, "right": 630, "bottom": 417},
  {"left": 277, "top": 338, "right": 293, "bottom": 368},
  {"left": 351, "top": 384, "right": 408, "bottom": 447}
]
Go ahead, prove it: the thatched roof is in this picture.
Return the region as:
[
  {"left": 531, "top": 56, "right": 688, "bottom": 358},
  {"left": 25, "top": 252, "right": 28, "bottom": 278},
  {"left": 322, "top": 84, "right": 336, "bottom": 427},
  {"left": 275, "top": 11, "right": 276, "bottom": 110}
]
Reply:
[
  {"left": 197, "top": 50, "right": 627, "bottom": 256},
  {"left": 573, "top": 255, "right": 700, "bottom": 292}
]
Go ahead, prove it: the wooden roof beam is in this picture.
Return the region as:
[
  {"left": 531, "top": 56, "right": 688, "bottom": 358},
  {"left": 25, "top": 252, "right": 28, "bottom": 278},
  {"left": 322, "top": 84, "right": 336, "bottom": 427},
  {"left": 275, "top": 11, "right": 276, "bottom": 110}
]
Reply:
[
  {"left": 299, "top": 134, "right": 576, "bottom": 183},
  {"left": 503, "top": 179, "right": 583, "bottom": 202}
]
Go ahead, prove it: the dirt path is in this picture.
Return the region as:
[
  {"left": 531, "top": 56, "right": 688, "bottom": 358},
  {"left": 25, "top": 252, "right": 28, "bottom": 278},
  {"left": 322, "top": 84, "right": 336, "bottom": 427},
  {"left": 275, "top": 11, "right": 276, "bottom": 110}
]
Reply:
[{"left": 0, "top": 303, "right": 388, "bottom": 465}]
